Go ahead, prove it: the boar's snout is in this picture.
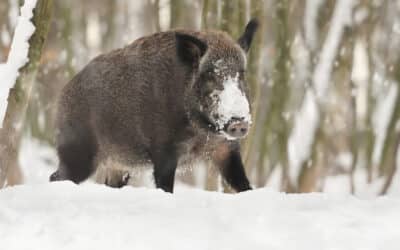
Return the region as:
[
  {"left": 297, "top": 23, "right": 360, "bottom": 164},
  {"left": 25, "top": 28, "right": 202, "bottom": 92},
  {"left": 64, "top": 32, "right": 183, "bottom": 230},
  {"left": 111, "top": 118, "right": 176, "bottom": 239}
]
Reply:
[{"left": 223, "top": 118, "right": 249, "bottom": 139}]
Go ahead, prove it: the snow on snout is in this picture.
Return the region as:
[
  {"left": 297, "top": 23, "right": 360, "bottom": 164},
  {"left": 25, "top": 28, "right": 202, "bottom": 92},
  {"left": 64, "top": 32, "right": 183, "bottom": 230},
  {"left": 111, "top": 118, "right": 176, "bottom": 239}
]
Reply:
[{"left": 214, "top": 73, "right": 251, "bottom": 129}]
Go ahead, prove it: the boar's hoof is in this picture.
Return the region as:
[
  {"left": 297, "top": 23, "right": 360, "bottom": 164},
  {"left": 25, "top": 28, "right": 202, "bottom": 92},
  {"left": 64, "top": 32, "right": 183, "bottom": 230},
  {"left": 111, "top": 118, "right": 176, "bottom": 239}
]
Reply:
[
  {"left": 105, "top": 172, "right": 130, "bottom": 188},
  {"left": 49, "top": 170, "right": 67, "bottom": 182}
]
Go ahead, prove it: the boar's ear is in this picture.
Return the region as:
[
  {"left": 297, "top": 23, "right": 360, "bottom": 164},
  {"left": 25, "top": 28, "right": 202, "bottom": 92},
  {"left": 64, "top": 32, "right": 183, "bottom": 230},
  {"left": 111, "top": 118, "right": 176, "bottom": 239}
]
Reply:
[
  {"left": 237, "top": 18, "right": 259, "bottom": 52},
  {"left": 175, "top": 33, "right": 208, "bottom": 67}
]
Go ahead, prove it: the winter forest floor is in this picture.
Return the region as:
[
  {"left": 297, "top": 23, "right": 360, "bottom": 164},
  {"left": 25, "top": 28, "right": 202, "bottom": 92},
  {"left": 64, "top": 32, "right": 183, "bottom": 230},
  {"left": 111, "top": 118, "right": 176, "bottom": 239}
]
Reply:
[
  {"left": 0, "top": 138, "right": 399, "bottom": 250},
  {"left": 1, "top": 182, "right": 400, "bottom": 250}
]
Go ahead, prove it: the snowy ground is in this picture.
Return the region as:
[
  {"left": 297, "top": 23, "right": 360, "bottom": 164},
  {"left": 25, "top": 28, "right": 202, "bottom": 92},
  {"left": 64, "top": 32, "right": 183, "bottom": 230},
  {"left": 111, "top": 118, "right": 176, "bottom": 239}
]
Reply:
[
  {"left": 1, "top": 182, "right": 400, "bottom": 250},
  {"left": 0, "top": 138, "right": 398, "bottom": 250}
]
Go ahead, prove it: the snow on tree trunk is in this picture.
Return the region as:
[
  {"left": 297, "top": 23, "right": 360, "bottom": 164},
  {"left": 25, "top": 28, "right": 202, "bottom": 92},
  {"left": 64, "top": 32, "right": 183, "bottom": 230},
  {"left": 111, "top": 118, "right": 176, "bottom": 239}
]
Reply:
[
  {"left": 0, "top": 0, "right": 53, "bottom": 188},
  {"left": 378, "top": 60, "right": 400, "bottom": 194},
  {"left": 288, "top": 0, "right": 357, "bottom": 190},
  {"left": 371, "top": 83, "right": 398, "bottom": 172},
  {"left": 0, "top": 0, "right": 38, "bottom": 123},
  {"left": 303, "top": 0, "right": 325, "bottom": 52}
]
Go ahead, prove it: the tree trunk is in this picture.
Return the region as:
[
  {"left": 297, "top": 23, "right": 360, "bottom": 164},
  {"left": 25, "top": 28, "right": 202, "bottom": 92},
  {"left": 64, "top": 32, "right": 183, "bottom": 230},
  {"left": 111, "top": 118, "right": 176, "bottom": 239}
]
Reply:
[
  {"left": 295, "top": 0, "right": 356, "bottom": 192},
  {"left": 201, "top": 0, "right": 218, "bottom": 30},
  {"left": 0, "top": 0, "right": 53, "bottom": 188},
  {"left": 242, "top": 0, "right": 265, "bottom": 186},
  {"left": 379, "top": 59, "right": 400, "bottom": 194},
  {"left": 170, "top": 0, "right": 202, "bottom": 29},
  {"left": 350, "top": 0, "right": 379, "bottom": 191},
  {"left": 0, "top": 0, "right": 11, "bottom": 62},
  {"left": 25, "top": 0, "right": 71, "bottom": 147},
  {"left": 254, "top": 0, "right": 291, "bottom": 191}
]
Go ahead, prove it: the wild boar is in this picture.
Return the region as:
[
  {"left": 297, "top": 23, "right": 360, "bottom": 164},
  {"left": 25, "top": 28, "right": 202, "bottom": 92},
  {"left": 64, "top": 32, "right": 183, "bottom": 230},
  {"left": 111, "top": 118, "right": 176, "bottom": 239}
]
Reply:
[{"left": 50, "top": 19, "right": 259, "bottom": 193}]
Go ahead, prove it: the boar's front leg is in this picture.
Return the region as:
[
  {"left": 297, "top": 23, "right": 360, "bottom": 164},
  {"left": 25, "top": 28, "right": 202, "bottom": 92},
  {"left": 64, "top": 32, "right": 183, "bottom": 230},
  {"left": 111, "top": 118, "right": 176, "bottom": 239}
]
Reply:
[
  {"left": 151, "top": 147, "right": 178, "bottom": 193},
  {"left": 212, "top": 141, "right": 252, "bottom": 192}
]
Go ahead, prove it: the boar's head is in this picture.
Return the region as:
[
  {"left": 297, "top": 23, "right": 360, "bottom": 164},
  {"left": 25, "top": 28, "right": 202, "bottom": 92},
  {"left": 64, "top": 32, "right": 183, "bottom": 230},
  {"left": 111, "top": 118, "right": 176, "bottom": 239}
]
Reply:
[{"left": 176, "top": 19, "right": 259, "bottom": 140}]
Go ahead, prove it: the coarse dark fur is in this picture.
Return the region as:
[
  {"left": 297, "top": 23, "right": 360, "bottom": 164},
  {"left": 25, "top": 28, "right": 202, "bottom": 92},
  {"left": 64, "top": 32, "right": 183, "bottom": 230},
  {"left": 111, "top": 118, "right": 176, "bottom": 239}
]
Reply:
[{"left": 50, "top": 19, "right": 259, "bottom": 193}]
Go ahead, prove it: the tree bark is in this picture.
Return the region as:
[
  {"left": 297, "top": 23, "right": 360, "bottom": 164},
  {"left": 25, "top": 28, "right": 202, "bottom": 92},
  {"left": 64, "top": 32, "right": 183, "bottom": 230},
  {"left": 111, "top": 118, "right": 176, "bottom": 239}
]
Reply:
[
  {"left": 242, "top": 0, "right": 265, "bottom": 182},
  {"left": 0, "top": 0, "right": 11, "bottom": 62},
  {"left": 254, "top": 0, "right": 291, "bottom": 191},
  {"left": 0, "top": 0, "right": 53, "bottom": 188},
  {"left": 379, "top": 59, "right": 400, "bottom": 194},
  {"left": 170, "top": 0, "right": 202, "bottom": 29}
]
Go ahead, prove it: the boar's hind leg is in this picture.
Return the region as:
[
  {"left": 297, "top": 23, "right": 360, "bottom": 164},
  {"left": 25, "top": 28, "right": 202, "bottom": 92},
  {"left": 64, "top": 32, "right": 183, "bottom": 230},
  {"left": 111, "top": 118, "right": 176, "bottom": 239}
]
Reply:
[
  {"left": 50, "top": 126, "right": 98, "bottom": 184},
  {"left": 151, "top": 148, "right": 178, "bottom": 193},
  {"left": 213, "top": 142, "right": 252, "bottom": 192}
]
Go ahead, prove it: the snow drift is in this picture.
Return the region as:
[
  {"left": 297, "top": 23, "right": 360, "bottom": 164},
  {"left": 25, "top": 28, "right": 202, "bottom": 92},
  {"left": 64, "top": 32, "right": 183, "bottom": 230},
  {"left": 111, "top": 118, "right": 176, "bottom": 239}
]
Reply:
[{"left": 1, "top": 182, "right": 399, "bottom": 250}]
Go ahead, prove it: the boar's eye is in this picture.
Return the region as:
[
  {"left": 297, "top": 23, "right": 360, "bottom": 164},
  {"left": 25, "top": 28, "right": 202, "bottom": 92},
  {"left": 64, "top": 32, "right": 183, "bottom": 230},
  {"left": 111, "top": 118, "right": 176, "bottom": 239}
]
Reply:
[
  {"left": 209, "top": 90, "right": 221, "bottom": 101},
  {"left": 201, "top": 70, "right": 214, "bottom": 80},
  {"left": 206, "top": 71, "right": 215, "bottom": 78}
]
